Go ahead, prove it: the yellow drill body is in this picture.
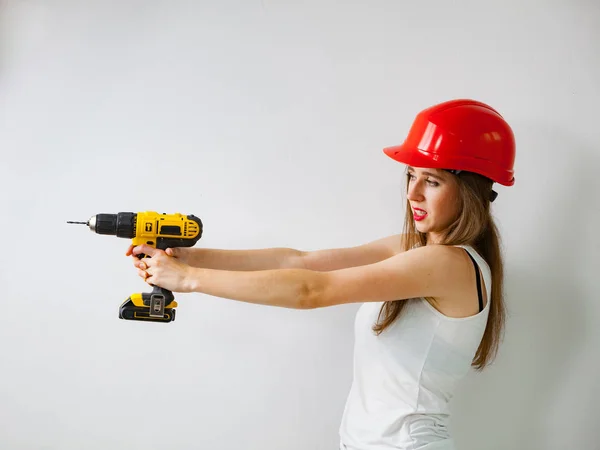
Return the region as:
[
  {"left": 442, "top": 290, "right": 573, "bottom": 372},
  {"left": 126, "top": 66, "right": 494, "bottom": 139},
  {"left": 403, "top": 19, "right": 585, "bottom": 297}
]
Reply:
[{"left": 131, "top": 211, "right": 202, "bottom": 248}]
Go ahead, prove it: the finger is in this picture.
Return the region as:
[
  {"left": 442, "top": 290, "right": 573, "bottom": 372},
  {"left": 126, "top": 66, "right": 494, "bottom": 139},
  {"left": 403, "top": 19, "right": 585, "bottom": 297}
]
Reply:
[
  {"left": 132, "top": 244, "right": 158, "bottom": 257},
  {"left": 138, "top": 269, "right": 148, "bottom": 279},
  {"left": 138, "top": 261, "right": 147, "bottom": 270},
  {"left": 131, "top": 254, "right": 144, "bottom": 267},
  {"left": 125, "top": 245, "right": 134, "bottom": 256},
  {"left": 165, "top": 248, "right": 175, "bottom": 257}
]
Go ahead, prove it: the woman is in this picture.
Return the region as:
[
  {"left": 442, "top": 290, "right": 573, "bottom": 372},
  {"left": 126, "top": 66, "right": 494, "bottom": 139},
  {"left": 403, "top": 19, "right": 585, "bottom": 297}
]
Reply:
[{"left": 127, "top": 99, "right": 516, "bottom": 450}]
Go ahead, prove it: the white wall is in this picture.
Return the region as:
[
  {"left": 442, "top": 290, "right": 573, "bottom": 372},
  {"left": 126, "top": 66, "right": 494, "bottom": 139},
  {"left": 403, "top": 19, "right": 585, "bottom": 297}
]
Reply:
[{"left": 1, "top": 1, "right": 599, "bottom": 449}]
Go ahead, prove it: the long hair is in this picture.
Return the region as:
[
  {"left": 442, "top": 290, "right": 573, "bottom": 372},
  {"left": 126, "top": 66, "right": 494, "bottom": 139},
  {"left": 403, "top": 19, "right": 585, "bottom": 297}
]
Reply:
[{"left": 372, "top": 169, "right": 506, "bottom": 371}]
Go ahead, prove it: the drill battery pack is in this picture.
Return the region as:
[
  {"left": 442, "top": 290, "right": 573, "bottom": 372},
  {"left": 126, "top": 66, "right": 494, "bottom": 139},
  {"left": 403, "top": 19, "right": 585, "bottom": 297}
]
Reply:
[{"left": 119, "top": 287, "right": 177, "bottom": 323}]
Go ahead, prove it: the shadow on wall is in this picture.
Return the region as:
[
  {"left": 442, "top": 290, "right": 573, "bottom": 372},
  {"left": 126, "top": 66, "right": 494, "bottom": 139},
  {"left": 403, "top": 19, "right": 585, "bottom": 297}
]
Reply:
[{"left": 450, "top": 121, "right": 598, "bottom": 450}]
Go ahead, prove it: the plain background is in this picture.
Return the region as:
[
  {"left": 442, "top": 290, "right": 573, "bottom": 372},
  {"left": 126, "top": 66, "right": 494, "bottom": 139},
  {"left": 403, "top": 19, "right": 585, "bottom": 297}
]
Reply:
[{"left": 1, "top": 1, "right": 599, "bottom": 449}]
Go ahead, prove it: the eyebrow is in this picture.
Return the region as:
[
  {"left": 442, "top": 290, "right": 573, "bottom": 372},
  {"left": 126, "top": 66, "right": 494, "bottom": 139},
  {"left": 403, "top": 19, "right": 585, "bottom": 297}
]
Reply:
[{"left": 407, "top": 167, "right": 446, "bottom": 179}]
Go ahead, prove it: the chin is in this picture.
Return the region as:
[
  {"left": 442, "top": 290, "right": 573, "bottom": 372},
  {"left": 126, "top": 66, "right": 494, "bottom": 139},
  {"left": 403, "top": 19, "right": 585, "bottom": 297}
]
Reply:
[{"left": 414, "top": 222, "right": 430, "bottom": 233}]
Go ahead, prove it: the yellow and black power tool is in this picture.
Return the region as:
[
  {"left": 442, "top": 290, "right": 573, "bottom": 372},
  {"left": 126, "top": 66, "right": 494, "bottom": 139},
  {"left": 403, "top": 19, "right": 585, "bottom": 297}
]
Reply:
[{"left": 68, "top": 211, "right": 203, "bottom": 323}]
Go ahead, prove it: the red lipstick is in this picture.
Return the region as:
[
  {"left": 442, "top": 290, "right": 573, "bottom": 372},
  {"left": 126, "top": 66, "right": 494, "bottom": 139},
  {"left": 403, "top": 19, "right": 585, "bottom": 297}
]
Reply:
[{"left": 413, "top": 208, "right": 427, "bottom": 221}]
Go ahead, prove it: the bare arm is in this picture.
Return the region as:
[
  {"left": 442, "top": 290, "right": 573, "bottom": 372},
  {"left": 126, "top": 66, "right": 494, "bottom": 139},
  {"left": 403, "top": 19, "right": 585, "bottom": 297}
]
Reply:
[
  {"left": 179, "top": 244, "right": 464, "bottom": 309},
  {"left": 300, "top": 234, "right": 405, "bottom": 271},
  {"left": 179, "top": 247, "right": 304, "bottom": 271},
  {"left": 166, "top": 234, "right": 404, "bottom": 272},
  {"left": 131, "top": 242, "right": 466, "bottom": 310}
]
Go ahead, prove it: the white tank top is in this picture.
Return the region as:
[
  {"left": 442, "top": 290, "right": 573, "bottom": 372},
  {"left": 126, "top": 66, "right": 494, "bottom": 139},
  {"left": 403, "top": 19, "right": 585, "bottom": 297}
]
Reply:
[{"left": 338, "top": 245, "right": 491, "bottom": 450}]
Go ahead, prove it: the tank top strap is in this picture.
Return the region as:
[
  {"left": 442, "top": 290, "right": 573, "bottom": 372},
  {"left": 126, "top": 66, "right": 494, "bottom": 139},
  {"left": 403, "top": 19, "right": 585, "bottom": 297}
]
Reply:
[{"left": 454, "top": 245, "right": 492, "bottom": 310}]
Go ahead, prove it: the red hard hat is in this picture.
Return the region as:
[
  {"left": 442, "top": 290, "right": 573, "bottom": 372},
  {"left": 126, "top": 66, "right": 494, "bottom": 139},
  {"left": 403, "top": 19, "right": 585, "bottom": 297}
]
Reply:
[{"left": 383, "top": 99, "right": 515, "bottom": 186}]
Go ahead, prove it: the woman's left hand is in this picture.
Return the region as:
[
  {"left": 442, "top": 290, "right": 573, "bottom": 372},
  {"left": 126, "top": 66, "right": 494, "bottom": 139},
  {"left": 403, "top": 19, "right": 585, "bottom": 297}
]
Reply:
[{"left": 131, "top": 244, "right": 196, "bottom": 292}]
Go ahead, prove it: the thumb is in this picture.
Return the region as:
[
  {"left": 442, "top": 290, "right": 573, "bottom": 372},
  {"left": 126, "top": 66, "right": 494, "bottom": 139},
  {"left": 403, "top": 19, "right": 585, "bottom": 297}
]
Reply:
[{"left": 165, "top": 248, "right": 177, "bottom": 257}]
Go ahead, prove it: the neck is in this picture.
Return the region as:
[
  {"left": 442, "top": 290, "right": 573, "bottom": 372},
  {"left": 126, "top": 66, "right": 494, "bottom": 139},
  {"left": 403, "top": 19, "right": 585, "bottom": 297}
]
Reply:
[{"left": 426, "top": 232, "right": 444, "bottom": 245}]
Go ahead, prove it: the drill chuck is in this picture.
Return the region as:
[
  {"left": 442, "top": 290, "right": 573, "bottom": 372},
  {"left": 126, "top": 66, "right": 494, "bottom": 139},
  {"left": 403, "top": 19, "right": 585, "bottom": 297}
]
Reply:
[{"left": 88, "top": 213, "right": 136, "bottom": 238}]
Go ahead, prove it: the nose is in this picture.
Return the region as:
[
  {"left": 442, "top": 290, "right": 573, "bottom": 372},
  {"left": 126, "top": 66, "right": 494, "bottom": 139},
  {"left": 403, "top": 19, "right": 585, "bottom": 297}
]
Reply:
[{"left": 407, "top": 178, "right": 425, "bottom": 202}]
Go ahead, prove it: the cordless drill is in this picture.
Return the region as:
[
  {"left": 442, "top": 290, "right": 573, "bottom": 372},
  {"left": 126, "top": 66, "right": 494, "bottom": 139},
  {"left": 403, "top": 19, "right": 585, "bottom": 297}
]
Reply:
[{"left": 68, "top": 211, "right": 203, "bottom": 323}]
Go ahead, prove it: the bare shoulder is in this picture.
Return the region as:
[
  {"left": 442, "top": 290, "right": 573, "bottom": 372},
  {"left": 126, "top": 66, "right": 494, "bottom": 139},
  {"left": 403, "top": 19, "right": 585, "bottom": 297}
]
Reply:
[
  {"left": 313, "top": 243, "right": 479, "bottom": 308},
  {"left": 404, "top": 244, "right": 480, "bottom": 286},
  {"left": 415, "top": 245, "right": 489, "bottom": 318},
  {"left": 404, "top": 243, "right": 468, "bottom": 262},
  {"left": 397, "top": 244, "right": 475, "bottom": 284}
]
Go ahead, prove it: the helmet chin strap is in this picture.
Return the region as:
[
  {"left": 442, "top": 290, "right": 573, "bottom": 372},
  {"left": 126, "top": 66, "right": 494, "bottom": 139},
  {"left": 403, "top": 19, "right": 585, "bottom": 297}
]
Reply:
[{"left": 444, "top": 169, "right": 498, "bottom": 203}]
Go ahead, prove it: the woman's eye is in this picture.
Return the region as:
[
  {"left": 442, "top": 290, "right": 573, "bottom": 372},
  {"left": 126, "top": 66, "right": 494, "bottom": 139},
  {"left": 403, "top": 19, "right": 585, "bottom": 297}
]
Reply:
[{"left": 407, "top": 174, "right": 439, "bottom": 186}]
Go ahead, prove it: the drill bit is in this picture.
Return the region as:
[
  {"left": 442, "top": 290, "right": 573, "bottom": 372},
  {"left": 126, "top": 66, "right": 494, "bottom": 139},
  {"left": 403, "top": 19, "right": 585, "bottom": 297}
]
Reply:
[{"left": 67, "top": 221, "right": 88, "bottom": 225}]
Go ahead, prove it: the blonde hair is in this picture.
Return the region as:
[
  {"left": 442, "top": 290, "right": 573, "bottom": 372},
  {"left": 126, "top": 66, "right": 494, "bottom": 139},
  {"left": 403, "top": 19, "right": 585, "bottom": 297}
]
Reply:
[{"left": 372, "top": 169, "right": 506, "bottom": 371}]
